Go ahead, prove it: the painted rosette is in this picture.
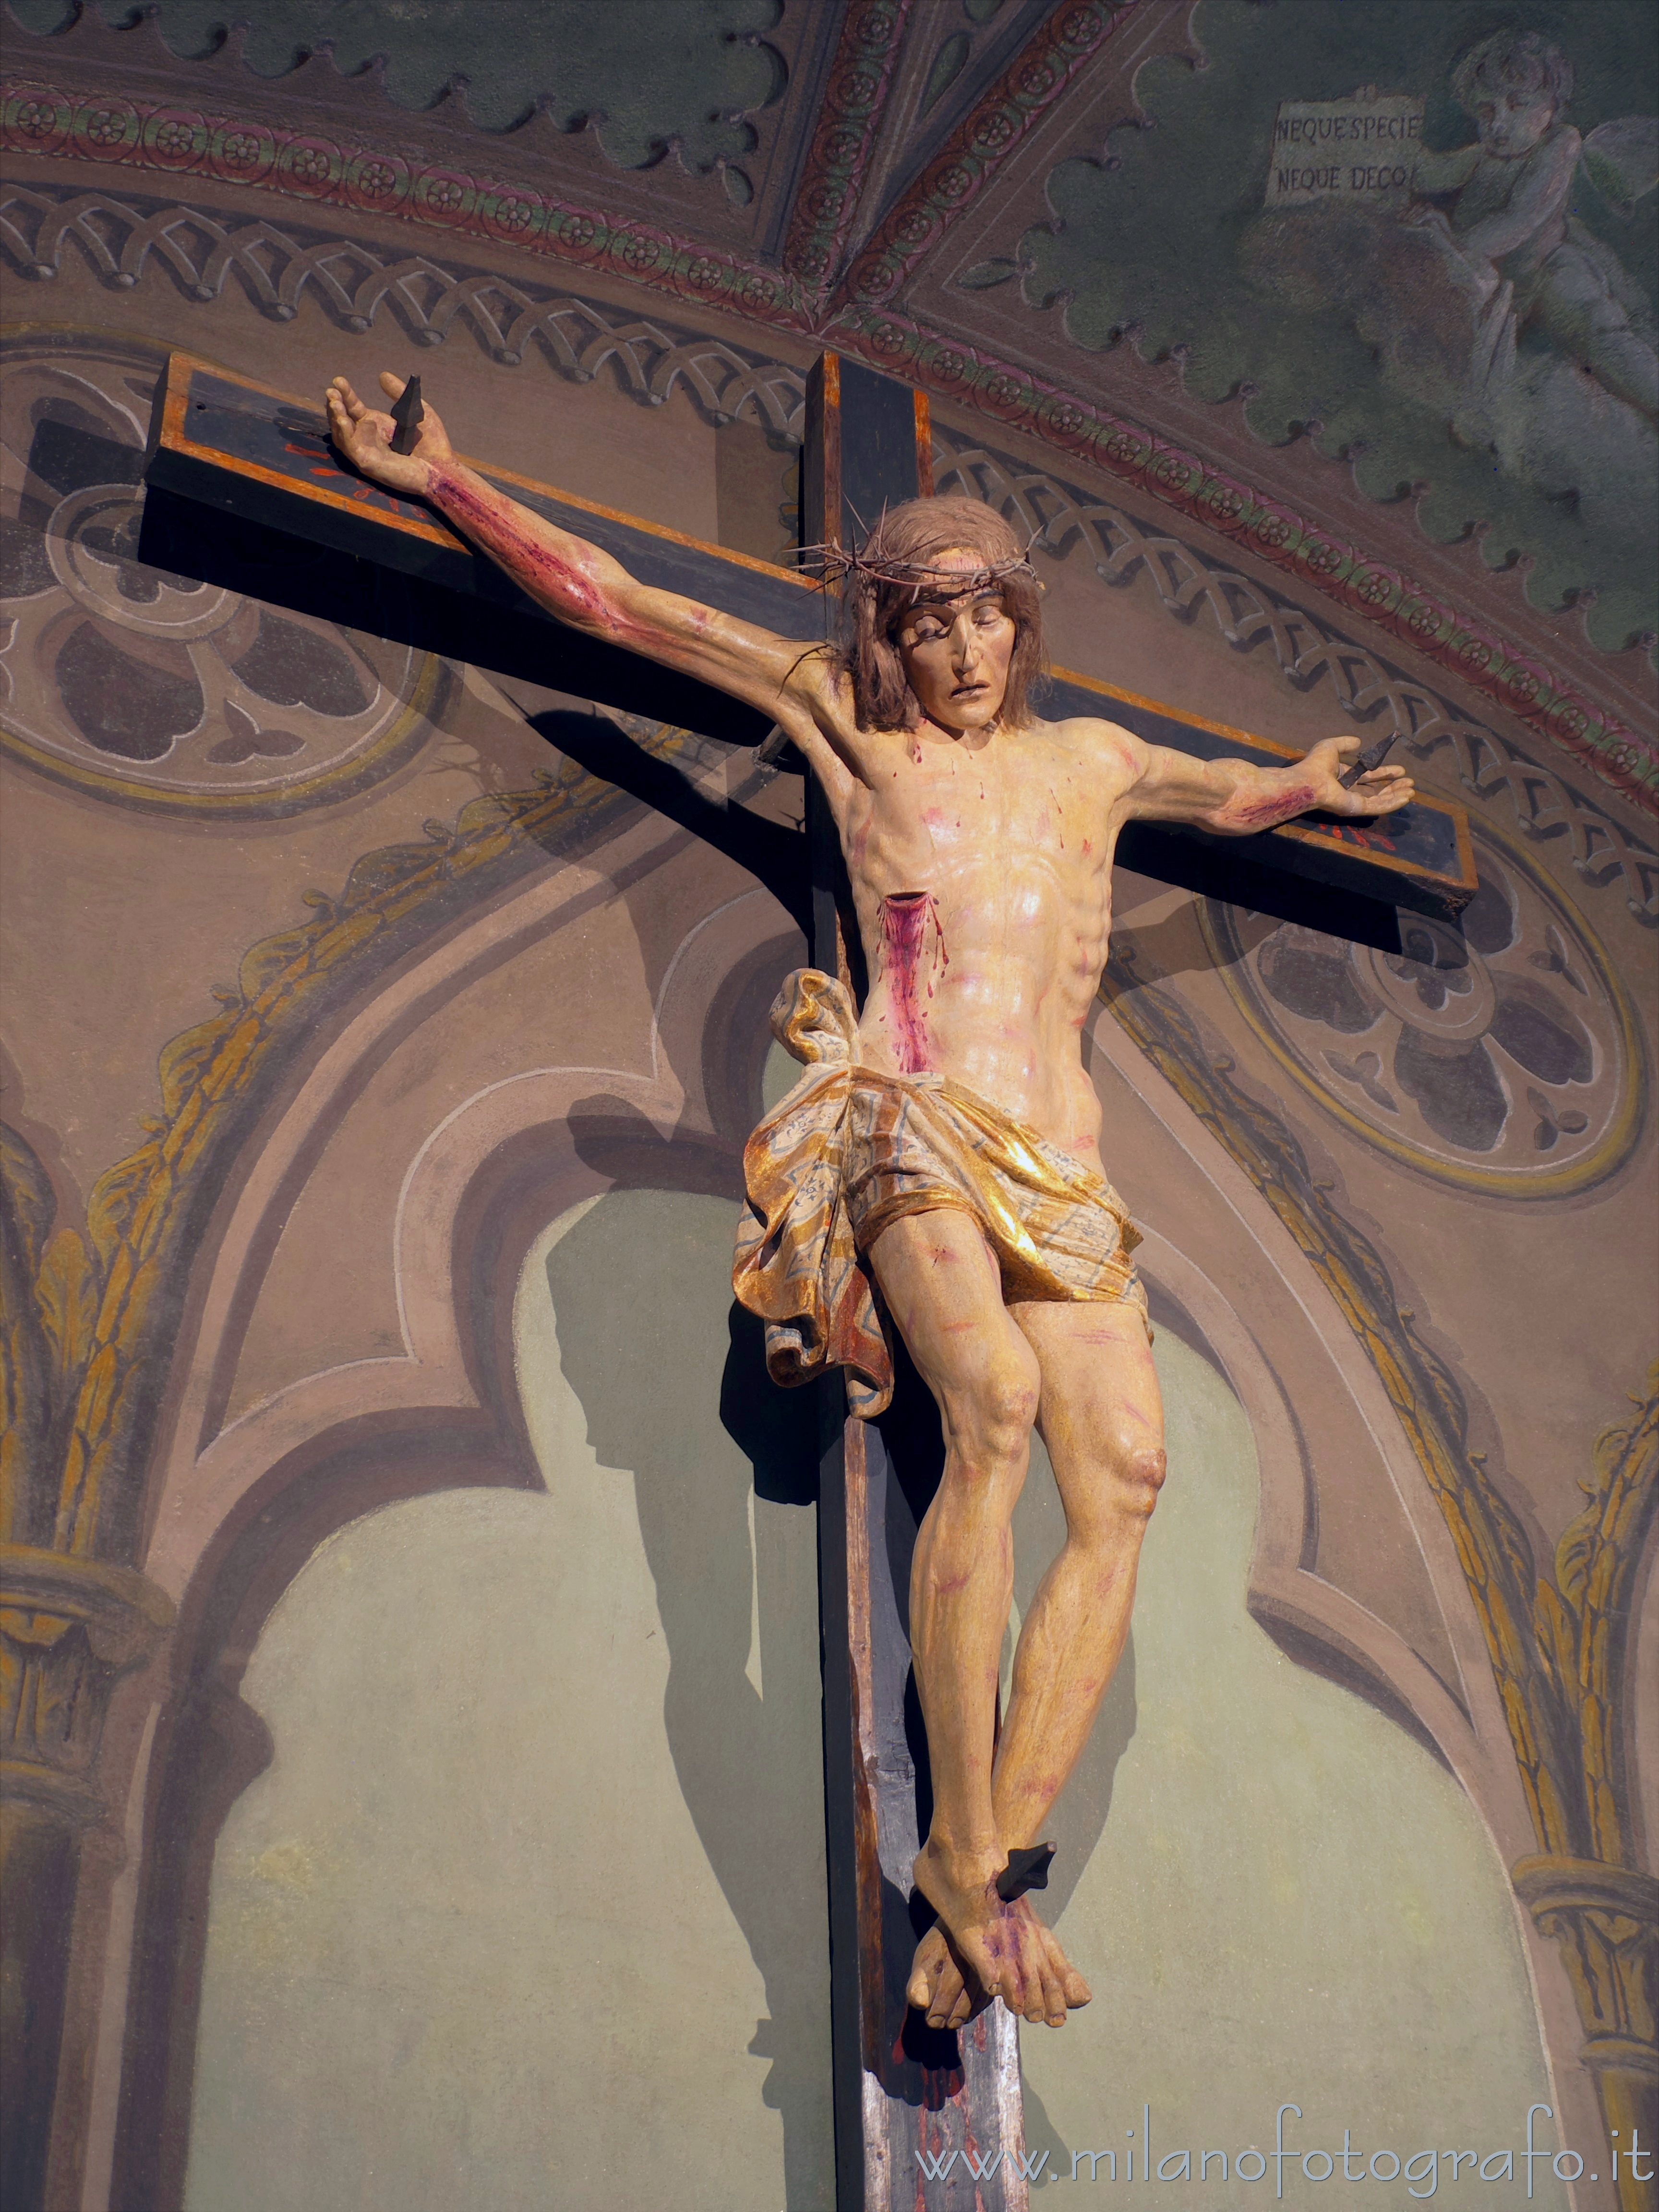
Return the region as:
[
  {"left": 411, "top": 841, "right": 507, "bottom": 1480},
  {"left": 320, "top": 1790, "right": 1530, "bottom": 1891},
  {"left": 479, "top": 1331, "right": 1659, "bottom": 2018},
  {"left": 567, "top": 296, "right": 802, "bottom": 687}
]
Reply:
[
  {"left": 1057, "top": 3, "right": 1109, "bottom": 51},
  {"left": 1396, "top": 593, "right": 1455, "bottom": 649},
  {"left": 784, "top": 238, "right": 832, "bottom": 282},
  {"left": 847, "top": 249, "right": 903, "bottom": 303},
  {"left": 72, "top": 97, "right": 141, "bottom": 162},
  {"left": 141, "top": 108, "right": 208, "bottom": 172},
  {"left": 1500, "top": 655, "right": 1551, "bottom": 713},
  {"left": 276, "top": 134, "right": 344, "bottom": 199},
  {"left": 977, "top": 367, "right": 1036, "bottom": 420},
  {"left": 480, "top": 184, "right": 546, "bottom": 247},
  {"left": 971, "top": 103, "right": 1022, "bottom": 158},
  {"left": 932, "top": 159, "right": 978, "bottom": 208},
  {"left": 921, "top": 342, "right": 972, "bottom": 392},
  {"left": 1195, "top": 471, "right": 1256, "bottom": 536},
  {"left": 1015, "top": 54, "right": 1060, "bottom": 103},
  {"left": 549, "top": 208, "right": 607, "bottom": 263},
  {"left": 674, "top": 252, "right": 733, "bottom": 301},
  {"left": 610, "top": 227, "right": 672, "bottom": 281},
  {"left": 864, "top": 317, "right": 918, "bottom": 366},
  {"left": 890, "top": 204, "right": 936, "bottom": 252},
  {"left": 208, "top": 120, "right": 278, "bottom": 186},
  {"left": 342, "top": 149, "right": 411, "bottom": 214},
  {"left": 0, "top": 335, "right": 438, "bottom": 817},
  {"left": 1297, "top": 530, "right": 1350, "bottom": 580},
  {"left": 1344, "top": 562, "right": 1405, "bottom": 616},
  {"left": 1147, "top": 443, "right": 1204, "bottom": 504},
  {"left": 1454, "top": 631, "right": 1498, "bottom": 680},
  {"left": 1100, "top": 422, "right": 1152, "bottom": 472},
  {"left": 1202, "top": 817, "right": 1644, "bottom": 1199},
  {"left": 833, "top": 64, "right": 880, "bottom": 115},
  {"left": 1034, "top": 392, "right": 1093, "bottom": 450},
  {"left": 4, "top": 86, "right": 73, "bottom": 156},
  {"left": 731, "top": 270, "right": 784, "bottom": 319},
  {"left": 411, "top": 166, "right": 478, "bottom": 228},
  {"left": 1249, "top": 499, "right": 1302, "bottom": 554}
]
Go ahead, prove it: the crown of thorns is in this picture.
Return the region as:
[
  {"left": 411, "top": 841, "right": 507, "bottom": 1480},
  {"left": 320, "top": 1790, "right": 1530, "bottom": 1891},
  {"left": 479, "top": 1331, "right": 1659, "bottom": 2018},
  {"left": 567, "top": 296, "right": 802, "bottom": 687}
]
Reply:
[{"left": 797, "top": 532, "right": 1040, "bottom": 599}]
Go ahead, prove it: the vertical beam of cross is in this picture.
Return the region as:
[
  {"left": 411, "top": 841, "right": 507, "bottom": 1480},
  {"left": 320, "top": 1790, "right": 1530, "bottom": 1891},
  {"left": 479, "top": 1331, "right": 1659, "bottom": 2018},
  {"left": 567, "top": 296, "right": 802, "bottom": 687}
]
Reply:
[{"left": 803, "top": 356, "right": 1030, "bottom": 2212}]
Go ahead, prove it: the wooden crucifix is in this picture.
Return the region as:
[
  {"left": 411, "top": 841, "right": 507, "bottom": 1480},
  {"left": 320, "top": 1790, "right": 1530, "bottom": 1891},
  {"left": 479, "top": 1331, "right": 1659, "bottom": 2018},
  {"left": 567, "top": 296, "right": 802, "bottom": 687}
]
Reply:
[{"left": 142, "top": 350, "right": 1473, "bottom": 2212}]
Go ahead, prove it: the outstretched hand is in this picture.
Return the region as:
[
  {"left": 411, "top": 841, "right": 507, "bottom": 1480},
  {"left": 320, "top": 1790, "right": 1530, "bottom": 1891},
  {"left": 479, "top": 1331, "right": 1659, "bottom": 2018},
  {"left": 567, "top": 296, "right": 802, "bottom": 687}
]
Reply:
[
  {"left": 325, "top": 372, "right": 454, "bottom": 496},
  {"left": 1304, "top": 735, "right": 1416, "bottom": 817}
]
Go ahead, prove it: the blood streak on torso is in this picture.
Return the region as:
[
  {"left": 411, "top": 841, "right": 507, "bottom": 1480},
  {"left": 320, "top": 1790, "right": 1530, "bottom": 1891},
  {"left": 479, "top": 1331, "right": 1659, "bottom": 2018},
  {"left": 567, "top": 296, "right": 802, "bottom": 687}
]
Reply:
[{"left": 879, "top": 890, "right": 948, "bottom": 1074}]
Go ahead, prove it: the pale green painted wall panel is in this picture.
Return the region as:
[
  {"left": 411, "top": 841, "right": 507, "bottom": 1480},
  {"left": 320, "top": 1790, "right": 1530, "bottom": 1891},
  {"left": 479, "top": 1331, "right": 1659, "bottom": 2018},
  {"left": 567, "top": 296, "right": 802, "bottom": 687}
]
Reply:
[
  {"left": 184, "top": 1190, "right": 832, "bottom": 2212},
  {"left": 1015, "top": 1335, "right": 1567, "bottom": 2203}
]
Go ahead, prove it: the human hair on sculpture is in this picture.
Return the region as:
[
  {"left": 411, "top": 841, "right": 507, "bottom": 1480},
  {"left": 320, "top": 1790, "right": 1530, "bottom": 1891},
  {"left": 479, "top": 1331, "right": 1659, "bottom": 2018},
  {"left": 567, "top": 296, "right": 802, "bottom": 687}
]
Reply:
[
  {"left": 834, "top": 495, "right": 1048, "bottom": 733},
  {"left": 1452, "top": 28, "right": 1574, "bottom": 116}
]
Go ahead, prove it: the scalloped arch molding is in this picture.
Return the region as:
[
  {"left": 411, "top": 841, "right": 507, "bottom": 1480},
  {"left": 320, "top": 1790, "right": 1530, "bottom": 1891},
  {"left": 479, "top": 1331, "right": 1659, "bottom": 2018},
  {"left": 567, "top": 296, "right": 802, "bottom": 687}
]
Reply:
[{"left": 3, "top": 0, "right": 1655, "bottom": 812}]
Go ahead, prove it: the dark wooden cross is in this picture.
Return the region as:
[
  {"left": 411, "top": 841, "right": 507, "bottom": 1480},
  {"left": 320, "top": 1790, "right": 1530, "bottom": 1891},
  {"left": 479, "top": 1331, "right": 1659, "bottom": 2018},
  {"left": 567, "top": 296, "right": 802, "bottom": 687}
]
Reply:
[{"left": 142, "top": 352, "right": 1474, "bottom": 2211}]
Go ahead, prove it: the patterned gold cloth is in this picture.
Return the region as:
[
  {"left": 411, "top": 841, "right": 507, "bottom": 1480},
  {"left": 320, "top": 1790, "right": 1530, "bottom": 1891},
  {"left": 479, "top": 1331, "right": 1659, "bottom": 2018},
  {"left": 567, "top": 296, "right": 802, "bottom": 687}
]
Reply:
[{"left": 733, "top": 969, "right": 1148, "bottom": 1418}]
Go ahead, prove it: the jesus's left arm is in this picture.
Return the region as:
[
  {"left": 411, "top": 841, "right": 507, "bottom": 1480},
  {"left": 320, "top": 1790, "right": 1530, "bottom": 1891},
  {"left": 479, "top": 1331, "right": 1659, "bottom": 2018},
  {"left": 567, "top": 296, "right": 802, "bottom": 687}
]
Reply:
[{"left": 1118, "top": 732, "right": 1415, "bottom": 832}]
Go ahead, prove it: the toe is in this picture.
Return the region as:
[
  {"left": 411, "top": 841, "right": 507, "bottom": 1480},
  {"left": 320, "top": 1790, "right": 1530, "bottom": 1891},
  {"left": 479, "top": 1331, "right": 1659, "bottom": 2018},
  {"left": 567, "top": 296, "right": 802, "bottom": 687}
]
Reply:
[
  {"left": 1037, "top": 1954, "right": 1068, "bottom": 2028},
  {"left": 927, "top": 1958, "right": 966, "bottom": 2031},
  {"left": 909, "top": 1929, "right": 951, "bottom": 2019},
  {"left": 1053, "top": 1948, "right": 1091, "bottom": 2010},
  {"left": 1007, "top": 1961, "right": 1044, "bottom": 2025}
]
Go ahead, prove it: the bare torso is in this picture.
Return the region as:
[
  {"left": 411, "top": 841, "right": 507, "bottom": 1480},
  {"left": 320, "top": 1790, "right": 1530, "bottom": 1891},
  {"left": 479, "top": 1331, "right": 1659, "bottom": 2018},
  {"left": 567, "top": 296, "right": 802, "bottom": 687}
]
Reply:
[{"left": 827, "top": 712, "right": 1137, "bottom": 1168}]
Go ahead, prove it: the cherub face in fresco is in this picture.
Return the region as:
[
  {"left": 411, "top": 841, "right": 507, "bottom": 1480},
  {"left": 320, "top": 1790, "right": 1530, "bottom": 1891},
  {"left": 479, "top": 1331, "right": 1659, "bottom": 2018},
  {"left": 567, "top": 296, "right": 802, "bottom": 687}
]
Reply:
[{"left": 1471, "top": 81, "right": 1558, "bottom": 158}]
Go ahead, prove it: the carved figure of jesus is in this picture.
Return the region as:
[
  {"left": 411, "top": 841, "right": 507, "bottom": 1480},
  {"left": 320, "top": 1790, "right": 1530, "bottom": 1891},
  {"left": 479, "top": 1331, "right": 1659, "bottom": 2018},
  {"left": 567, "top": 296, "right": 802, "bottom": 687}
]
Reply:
[{"left": 326, "top": 372, "right": 1414, "bottom": 2033}]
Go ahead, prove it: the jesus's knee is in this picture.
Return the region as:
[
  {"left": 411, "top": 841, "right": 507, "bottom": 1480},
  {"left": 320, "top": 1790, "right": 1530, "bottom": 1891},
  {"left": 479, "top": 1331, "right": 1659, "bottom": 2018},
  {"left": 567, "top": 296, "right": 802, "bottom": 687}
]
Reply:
[
  {"left": 941, "top": 1347, "right": 1040, "bottom": 1480},
  {"left": 1107, "top": 1439, "right": 1167, "bottom": 1522}
]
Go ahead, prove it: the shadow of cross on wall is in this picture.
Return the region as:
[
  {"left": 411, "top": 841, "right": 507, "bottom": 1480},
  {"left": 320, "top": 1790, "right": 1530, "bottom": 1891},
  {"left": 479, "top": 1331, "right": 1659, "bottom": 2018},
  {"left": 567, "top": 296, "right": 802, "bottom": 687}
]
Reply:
[{"left": 540, "top": 1157, "right": 828, "bottom": 2206}]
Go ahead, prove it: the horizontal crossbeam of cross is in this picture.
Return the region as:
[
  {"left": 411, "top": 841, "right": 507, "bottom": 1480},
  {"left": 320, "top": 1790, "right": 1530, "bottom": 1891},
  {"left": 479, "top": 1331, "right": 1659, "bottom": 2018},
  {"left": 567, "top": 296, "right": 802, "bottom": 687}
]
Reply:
[{"left": 140, "top": 352, "right": 1476, "bottom": 958}]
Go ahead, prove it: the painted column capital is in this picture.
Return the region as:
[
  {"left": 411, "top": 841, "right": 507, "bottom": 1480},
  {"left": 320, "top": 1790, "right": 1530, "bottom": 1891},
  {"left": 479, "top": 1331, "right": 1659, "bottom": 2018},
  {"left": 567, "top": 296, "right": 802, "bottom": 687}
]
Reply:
[{"left": 0, "top": 1544, "right": 174, "bottom": 1828}]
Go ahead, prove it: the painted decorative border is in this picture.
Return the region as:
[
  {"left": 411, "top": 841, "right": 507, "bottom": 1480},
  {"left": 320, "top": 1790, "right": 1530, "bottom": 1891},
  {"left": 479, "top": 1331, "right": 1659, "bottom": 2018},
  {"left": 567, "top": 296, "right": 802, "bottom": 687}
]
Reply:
[
  {"left": 0, "top": 186, "right": 811, "bottom": 432},
  {"left": 0, "top": 77, "right": 819, "bottom": 331},
  {"left": 781, "top": 0, "right": 914, "bottom": 290},
  {"left": 4, "top": 83, "right": 1651, "bottom": 816},
  {"left": 836, "top": 0, "right": 1134, "bottom": 309}
]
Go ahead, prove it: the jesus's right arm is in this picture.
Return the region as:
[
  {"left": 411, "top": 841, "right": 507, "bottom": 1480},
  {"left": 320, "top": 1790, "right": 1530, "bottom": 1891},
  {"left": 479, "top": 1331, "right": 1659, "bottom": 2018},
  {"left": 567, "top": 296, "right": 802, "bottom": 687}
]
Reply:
[{"left": 325, "top": 373, "right": 852, "bottom": 787}]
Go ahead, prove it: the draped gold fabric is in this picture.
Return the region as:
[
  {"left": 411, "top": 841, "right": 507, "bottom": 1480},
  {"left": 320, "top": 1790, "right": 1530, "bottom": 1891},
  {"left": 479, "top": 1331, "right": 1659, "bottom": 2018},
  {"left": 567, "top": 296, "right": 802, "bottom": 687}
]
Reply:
[{"left": 733, "top": 969, "right": 1149, "bottom": 1419}]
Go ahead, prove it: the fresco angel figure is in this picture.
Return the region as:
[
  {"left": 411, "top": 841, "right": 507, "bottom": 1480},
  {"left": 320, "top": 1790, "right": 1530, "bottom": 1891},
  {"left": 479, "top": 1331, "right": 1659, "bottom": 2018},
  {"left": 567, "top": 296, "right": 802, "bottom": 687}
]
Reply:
[{"left": 1405, "top": 29, "right": 1657, "bottom": 423}]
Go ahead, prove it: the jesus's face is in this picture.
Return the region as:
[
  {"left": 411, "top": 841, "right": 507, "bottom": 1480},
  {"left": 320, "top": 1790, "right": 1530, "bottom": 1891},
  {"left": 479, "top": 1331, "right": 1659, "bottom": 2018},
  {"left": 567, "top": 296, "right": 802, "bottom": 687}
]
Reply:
[{"left": 894, "top": 553, "right": 1019, "bottom": 738}]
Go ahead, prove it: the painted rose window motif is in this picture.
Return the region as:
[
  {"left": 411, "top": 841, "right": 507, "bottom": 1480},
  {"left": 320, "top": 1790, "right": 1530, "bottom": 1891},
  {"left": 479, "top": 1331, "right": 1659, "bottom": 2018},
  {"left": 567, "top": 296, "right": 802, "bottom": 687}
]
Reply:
[
  {"left": 1202, "top": 823, "right": 1642, "bottom": 1195},
  {"left": 0, "top": 339, "right": 436, "bottom": 812}
]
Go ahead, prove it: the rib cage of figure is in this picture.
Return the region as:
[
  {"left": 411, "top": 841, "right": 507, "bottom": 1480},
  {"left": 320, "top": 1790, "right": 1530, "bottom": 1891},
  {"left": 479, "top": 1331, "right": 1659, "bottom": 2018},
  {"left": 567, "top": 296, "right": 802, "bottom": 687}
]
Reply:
[{"left": 323, "top": 352, "right": 1415, "bottom": 2033}]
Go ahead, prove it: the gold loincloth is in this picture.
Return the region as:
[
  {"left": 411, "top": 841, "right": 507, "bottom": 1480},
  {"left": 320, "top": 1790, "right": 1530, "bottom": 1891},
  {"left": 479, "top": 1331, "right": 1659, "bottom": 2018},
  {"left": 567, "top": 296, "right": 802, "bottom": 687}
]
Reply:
[{"left": 732, "top": 969, "right": 1149, "bottom": 1419}]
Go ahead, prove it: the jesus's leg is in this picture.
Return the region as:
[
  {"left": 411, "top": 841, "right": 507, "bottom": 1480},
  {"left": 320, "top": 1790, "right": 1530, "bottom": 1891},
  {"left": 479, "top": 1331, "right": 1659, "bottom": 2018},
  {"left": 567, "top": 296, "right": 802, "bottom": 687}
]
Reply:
[
  {"left": 995, "top": 1299, "right": 1165, "bottom": 1844},
  {"left": 864, "top": 1209, "right": 1086, "bottom": 2029},
  {"left": 916, "top": 1297, "right": 1165, "bottom": 2029}
]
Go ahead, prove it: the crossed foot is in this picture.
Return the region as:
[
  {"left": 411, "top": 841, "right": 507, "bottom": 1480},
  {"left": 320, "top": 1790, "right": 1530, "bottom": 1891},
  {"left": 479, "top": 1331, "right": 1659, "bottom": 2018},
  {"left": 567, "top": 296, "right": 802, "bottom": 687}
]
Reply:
[{"left": 906, "top": 1839, "right": 1092, "bottom": 2030}]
